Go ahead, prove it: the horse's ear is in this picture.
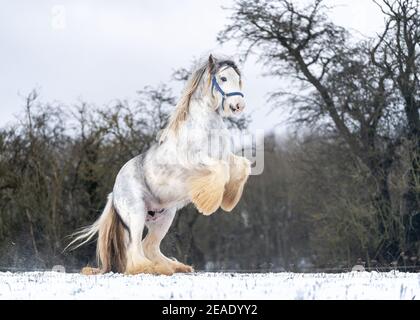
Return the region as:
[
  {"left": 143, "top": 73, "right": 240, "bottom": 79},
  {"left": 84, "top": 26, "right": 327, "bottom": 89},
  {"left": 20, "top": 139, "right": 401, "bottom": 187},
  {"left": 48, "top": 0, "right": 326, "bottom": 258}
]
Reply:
[{"left": 208, "top": 54, "right": 216, "bottom": 74}]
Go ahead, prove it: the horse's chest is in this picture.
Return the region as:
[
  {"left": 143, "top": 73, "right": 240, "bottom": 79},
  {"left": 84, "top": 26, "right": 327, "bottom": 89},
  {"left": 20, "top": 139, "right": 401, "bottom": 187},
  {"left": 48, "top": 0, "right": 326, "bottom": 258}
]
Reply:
[{"left": 190, "top": 126, "right": 231, "bottom": 160}]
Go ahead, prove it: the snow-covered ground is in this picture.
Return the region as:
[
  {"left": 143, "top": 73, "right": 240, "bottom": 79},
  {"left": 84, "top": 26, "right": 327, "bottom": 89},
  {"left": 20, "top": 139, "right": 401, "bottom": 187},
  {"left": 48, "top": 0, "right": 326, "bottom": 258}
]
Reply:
[{"left": 0, "top": 271, "right": 419, "bottom": 299}]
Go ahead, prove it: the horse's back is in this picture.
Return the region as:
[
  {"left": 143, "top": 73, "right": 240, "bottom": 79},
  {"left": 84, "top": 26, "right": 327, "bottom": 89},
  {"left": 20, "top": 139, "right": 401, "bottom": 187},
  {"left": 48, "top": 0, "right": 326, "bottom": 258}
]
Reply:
[{"left": 112, "top": 153, "right": 153, "bottom": 207}]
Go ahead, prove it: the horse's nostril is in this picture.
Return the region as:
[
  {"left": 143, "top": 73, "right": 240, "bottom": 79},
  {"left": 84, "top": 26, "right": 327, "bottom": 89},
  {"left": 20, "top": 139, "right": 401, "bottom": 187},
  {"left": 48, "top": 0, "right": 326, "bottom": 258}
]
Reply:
[{"left": 229, "top": 103, "right": 243, "bottom": 112}]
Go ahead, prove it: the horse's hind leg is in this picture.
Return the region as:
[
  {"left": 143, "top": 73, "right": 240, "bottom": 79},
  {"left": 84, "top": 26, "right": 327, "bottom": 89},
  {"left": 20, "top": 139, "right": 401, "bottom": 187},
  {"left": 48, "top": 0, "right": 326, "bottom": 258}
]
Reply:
[
  {"left": 143, "top": 209, "right": 194, "bottom": 273},
  {"left": 117, "top": 203, "right": 173, "bottom": 276}
]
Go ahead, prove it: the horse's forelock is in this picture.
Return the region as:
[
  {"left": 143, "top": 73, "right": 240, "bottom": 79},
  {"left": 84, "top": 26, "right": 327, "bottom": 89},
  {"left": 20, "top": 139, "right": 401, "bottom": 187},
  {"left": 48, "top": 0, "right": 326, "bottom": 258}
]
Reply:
[{"left": 214, "top": 60, "right": 241, "bottom": 77}]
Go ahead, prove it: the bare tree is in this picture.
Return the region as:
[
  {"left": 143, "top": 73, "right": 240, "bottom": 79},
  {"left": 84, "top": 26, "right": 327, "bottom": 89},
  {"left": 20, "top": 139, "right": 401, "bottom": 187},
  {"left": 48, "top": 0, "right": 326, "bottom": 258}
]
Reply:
[
  {"left": 219, "top": 0, "right": 419, "bottom": 259},
  {"left": 371, "top": 0, "right": 420, "bottom": 231}
]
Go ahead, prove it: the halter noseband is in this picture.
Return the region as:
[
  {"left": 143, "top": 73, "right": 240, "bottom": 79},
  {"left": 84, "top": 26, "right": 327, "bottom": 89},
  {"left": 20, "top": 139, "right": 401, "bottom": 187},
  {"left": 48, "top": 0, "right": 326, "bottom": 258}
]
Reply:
[{"left": 211, "top": 75, "right": 244, "bottom": 112}]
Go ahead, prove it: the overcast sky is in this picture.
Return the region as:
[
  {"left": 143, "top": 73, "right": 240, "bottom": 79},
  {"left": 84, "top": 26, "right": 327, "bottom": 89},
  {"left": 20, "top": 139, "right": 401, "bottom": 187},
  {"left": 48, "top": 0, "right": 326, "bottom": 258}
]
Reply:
[{"left": 0, "top": 0, "right": 385, "bottom": 133}]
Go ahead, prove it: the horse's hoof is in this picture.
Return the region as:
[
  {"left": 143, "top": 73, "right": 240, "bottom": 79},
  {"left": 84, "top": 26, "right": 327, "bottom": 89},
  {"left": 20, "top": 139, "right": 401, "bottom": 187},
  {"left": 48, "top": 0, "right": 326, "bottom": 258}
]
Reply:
[
  {"left": 174, "top": 263, "right": 194, "bottom": 273},
  {"left": 153, "top": 263, "right": 175, "bottom": 276},
  {"left": 81, "top": 267, "right": 101, "bottom": 275}
]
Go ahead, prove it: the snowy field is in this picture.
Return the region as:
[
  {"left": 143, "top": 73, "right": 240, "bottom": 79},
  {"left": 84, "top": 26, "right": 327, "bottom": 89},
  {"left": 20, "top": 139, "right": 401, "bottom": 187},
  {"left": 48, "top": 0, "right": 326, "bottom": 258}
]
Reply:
[{"left": 0, "top": 271, "right": 419, "bottom": 300}]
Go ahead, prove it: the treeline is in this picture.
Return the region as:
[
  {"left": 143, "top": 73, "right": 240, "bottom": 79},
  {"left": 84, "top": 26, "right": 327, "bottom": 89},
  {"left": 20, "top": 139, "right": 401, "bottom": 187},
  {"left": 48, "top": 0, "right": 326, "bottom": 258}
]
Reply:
[{"left": 0, "top": 87, "right": 418, "bottom": 272}]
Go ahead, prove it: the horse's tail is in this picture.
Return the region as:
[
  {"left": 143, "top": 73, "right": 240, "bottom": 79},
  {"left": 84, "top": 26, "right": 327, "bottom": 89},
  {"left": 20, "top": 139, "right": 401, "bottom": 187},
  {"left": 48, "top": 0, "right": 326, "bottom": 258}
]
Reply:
[{"left": 65, "top": 193, "right": 127, "bottom": 273}]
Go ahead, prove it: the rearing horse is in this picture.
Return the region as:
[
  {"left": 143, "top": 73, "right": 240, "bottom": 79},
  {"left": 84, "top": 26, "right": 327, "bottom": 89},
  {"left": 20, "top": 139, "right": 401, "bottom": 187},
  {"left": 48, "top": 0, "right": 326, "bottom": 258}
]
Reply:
[{"left": 68, "top": 55, "right": 251, "bottom": 275}]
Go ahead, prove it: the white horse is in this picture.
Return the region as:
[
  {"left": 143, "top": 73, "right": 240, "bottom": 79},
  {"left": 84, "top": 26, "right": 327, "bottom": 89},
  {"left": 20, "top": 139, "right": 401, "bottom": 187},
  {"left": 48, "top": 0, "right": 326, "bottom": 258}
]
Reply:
[{"left": 68, "top": 55, "right": 251, "bottom": 275}]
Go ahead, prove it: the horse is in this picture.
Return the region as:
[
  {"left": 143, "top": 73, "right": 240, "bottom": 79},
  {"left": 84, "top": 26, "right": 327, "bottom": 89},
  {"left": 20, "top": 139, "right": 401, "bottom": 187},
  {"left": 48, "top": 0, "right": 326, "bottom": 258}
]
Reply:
[{"left": 67, "top": 54, "right": 251, "bottom": 275}]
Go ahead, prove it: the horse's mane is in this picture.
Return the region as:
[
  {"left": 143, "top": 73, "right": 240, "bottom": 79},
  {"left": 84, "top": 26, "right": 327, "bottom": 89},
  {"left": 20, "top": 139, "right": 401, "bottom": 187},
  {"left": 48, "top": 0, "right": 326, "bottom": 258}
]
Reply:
[
  {"left": 159, "top": 56, "right": 240, "bottom": 143},
  {"left": 159, "top": 62, "right": 208, "bottom": 143}
]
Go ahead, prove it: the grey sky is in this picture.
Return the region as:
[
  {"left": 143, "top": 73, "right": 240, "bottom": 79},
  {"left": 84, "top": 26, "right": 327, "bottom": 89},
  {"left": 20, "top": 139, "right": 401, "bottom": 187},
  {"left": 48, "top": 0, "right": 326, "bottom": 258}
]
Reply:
[{"left": 0, "top": 0, "right": 385, "bottom": 133}]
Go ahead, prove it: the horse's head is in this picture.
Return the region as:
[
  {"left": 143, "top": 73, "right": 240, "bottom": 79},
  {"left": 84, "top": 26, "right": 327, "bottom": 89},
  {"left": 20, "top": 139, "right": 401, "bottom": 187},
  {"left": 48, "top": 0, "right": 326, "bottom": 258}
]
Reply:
[
  {"left": 209, "top": 55, "right": 245, "bottom": 116},
  {"left": 158, "top": 55, "right": 246, "bottom": 143}
]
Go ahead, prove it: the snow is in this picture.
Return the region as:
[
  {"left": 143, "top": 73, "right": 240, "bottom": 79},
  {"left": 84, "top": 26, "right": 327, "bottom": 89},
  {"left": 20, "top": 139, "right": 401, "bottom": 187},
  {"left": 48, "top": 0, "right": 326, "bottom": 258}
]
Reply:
[{"left": 0, "top": 271, "right": 419, "bottom": 300}]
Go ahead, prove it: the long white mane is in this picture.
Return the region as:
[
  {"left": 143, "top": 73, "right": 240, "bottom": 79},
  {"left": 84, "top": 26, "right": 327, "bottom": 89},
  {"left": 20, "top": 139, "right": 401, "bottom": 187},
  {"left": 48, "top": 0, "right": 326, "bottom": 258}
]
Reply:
[{"left": 158, "top": 61, "right": 211, "bottom": 143}]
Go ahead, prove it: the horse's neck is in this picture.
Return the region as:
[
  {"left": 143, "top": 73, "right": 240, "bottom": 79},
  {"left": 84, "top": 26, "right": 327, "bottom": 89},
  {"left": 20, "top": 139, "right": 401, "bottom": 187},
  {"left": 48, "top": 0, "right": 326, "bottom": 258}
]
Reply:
[
  {"left": 158, "top": 96, "right": 231, "bottom": 162},
  {"left": 176, "top": 97, "right": 231, "bottom": 161},
  {"left": 188, "top": 97, "right": 225, "bottom": 130}
]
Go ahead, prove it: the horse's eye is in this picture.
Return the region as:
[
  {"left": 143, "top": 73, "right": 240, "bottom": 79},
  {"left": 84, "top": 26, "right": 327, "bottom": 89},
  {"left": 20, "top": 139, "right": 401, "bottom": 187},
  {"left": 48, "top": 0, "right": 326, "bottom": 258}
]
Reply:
[{"left": 220, "top": 76, "right": 227, "bottom": 82}]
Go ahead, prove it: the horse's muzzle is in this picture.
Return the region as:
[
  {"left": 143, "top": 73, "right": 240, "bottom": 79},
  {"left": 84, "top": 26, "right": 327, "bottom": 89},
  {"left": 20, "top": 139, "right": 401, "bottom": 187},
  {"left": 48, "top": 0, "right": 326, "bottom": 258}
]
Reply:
[{"left": 229, "top": 101, "right": 245, "bottom": 114}]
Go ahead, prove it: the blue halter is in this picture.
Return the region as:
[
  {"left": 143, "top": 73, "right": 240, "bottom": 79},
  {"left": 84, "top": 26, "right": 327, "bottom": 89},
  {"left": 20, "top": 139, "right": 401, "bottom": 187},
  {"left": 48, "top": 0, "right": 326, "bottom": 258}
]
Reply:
[{"left": 212, "top": 75, "right": 244, "bottom": 111}]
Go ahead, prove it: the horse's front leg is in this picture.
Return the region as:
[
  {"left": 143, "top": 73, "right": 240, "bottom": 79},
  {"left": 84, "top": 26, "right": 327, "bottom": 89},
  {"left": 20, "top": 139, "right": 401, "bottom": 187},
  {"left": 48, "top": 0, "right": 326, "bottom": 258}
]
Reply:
[
  {"left": 188, "top": 160, "right": 230, "bottom": 215},
  {"left": 221, "top": 154, "right": 251, "bottom": 212}
]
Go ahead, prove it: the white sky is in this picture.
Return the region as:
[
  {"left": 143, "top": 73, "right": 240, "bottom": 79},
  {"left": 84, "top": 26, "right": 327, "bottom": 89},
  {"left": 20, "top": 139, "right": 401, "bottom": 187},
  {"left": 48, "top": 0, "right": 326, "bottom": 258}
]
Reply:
[{"left": 0, "top": 0, "right": 385, "bottom": 133}]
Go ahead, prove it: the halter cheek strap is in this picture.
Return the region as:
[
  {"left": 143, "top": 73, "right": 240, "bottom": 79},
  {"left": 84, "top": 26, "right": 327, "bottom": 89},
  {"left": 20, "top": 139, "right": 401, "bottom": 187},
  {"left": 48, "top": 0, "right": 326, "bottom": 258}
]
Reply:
[{"left": 212, "top": 76, "right": 244, "bottom": 111}]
